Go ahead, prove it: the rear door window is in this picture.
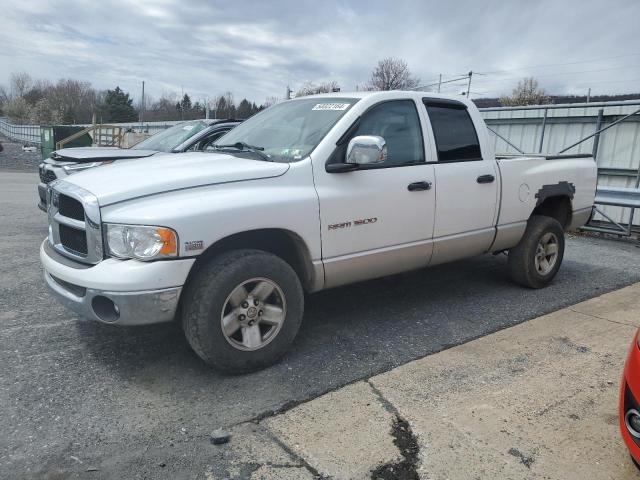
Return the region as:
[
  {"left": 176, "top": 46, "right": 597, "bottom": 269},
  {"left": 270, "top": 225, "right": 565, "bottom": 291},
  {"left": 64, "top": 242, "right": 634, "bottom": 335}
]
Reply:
[{"left": 423, "top": 100, "right": 482, "bottom": 162}]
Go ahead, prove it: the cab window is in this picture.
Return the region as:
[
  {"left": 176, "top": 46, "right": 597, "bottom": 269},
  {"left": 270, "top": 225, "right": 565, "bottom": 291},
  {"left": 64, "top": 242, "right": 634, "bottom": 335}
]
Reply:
[
  {"left": 351, "top": 100, "right": 424, "bottom": 167},
  {"left": 423, "top": 100, "right": 482, "bottom": 162}
]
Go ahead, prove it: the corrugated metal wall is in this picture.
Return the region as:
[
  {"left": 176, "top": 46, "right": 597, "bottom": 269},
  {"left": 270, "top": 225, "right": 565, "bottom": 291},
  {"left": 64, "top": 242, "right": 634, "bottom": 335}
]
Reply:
[{"left": 480, "top": 101, "right": 640, "bottom": 226}]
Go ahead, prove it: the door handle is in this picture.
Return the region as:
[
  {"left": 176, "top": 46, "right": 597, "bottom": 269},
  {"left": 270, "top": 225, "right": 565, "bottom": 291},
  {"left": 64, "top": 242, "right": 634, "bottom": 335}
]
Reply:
[
  {"left": 477, "top": 174, "right": 495, "bottom": 184},
  {"left": 407, "top": 181, "right": 432, "bottom": 191}
]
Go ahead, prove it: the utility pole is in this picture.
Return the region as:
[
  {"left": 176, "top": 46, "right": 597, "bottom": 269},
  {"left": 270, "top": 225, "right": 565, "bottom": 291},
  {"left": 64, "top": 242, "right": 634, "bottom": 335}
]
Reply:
[
  {"left": 180, "top": 86, "right": 184, "bottom": 120},
  {"left": 140, "top": 80, "right": 145, "bottom": 127},
  {"left": 286, "top": 85, "right": 292, "bottom": 100},
  {"left": 437, "top": 74, "right": 442, "bottom": 93},
  {"left": 586, "top": 88, "right": 591, "bottom": 103},
  {"left": 466, "top": 71, "right": 473, "bottom": 97}
]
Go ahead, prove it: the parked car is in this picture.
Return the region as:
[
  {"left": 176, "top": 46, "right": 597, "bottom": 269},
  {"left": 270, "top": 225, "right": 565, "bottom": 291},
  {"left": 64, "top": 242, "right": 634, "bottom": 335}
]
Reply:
[
  {"left": 40, "top": 91, "right": 597, "bottom": 372},
  {"left": 37, "top": 119, "right": 241, "bottom": 210},
  {"left": 620, "top": 329, "right": 640, "bottom": 468}
]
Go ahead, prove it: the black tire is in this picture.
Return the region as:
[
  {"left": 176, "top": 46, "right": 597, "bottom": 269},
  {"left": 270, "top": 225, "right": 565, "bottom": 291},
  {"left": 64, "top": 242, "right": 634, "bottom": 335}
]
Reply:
[
  {"left": 507, "top": 215, "right": 565, "bottom": 289},
  {"left": 182, "top": 249, "right": 304, "bottom": 373}
]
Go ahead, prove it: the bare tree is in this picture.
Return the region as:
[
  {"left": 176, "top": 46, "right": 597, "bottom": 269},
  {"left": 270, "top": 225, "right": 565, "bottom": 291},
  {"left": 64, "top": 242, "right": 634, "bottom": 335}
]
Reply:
[
  {"left": 367, "top": 58, "right": 420, "bottom": 91},
  {"left": 47, "top": 79, "right": 100, "bottom": 123},
  {"left": 500, "top": 77, "right": 551, "bottom": 106},
  {"left": 295, "top": 80, "right": 340, "bottom": 97},
  {"left": 2, "top": 70, "right": 271, "bottom": 124},
  {"left": 0, "top": 86, "right": 8, "bottom": 114},
  {"left": 29, "top": 98, "right": 63, "bottom": 125},
  {"left": 263, "top": 96, "right": 279, "bottom": 108},
  {"left": 10, "top": 72, "right": 32, "bottom": 98},
  {"left": 5, "top": 97, "right": 31, "bottom": 123}
]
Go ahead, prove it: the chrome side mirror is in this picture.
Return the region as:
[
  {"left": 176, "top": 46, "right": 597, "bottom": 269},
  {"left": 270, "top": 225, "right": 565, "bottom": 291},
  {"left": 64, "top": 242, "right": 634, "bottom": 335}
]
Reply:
[{"left": 346, "top": 135, "right": 387, "bottom": 165}]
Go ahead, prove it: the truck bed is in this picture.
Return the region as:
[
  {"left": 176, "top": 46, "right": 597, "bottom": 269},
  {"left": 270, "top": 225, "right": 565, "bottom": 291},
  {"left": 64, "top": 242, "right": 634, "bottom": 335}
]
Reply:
[{"left": 495, "top": 152, "right": 596, "bottom": 227}]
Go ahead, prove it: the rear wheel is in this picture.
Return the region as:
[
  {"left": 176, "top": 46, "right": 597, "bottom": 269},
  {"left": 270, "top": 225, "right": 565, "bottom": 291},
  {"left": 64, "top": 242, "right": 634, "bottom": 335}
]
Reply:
[
  {"left": 508, "top": 215, "right": 565, "bottom": 289},
  {"left": 182, "top": 249, "right": 304, "bottom": 373}
]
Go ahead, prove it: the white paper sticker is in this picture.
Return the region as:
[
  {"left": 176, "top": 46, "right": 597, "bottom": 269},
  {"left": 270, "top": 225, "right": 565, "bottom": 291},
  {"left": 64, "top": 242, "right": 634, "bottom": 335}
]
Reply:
[
  {"left": 182, "top": 125, "right": 194, "bottom": 131},
  {"left": 312, "top": 103, "right": 350, "bottom": 111}
]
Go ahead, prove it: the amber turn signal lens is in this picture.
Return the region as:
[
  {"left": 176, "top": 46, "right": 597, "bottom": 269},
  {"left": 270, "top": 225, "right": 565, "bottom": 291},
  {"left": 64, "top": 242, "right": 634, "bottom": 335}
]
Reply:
[{"left": 157, "top": 228, "right": 178, "bottom": 255}]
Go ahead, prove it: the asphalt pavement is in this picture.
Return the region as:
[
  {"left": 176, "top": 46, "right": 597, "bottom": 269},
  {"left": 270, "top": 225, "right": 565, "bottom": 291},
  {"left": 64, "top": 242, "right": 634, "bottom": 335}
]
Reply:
[{"left": 1, "top": 170, "right": 640, "bottom": 479}]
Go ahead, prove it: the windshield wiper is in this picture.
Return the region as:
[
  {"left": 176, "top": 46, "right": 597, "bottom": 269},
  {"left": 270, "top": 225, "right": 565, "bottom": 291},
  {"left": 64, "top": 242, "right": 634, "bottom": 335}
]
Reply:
[{"left": 211, "top": 142, "right": 272, "bottom": 162}]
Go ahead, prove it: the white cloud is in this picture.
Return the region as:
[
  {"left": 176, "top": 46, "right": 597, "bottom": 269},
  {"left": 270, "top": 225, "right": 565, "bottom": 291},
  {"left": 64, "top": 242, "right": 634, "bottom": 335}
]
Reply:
[{"left": 0, "top": 0, "right": 638, "bottom": 104}]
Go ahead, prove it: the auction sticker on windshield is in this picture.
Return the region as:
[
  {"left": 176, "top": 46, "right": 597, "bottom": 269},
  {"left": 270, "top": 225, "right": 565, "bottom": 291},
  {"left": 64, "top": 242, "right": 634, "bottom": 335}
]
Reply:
[{"left": 312, "top": 103, "right": 351, "bottom": 111}]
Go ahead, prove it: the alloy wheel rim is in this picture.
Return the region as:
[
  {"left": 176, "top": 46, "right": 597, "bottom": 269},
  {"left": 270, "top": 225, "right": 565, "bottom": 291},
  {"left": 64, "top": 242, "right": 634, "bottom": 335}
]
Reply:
[
  {"left": 220, "top": 277, "right": 286, "bottom": 351},
  {"left": 534, "top": 232, "right": 559, "bottom": 276}
]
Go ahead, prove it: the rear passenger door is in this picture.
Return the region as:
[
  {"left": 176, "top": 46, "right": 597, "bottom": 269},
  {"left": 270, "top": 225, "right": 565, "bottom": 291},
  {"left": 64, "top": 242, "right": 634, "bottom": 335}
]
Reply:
[{"left": 422, "top": 99, "right": 499, "bottom": 265}]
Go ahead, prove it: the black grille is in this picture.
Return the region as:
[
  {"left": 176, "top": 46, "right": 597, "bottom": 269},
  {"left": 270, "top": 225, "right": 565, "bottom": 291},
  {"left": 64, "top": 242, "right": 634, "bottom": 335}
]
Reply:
[
  {"left": 59, "top": 194, "right": 85, "bottom": 221},
  {"left": 59, "top": 224, "right": 88, "bottom": 255},
  {"left": 39, "top": 168, "right": 57, "bottom": 184},
  {"left": 50, "top": 274, "right": 86, "bottom": 297},
  {"left": 624, "top": 383, "right": 640, "bottom": 447}
]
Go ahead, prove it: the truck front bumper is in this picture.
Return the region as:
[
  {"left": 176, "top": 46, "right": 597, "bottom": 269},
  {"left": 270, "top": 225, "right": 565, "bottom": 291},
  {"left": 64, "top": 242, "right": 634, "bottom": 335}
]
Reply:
[{"left": 40, "top": 240, "right": 195, "bottom": 326}]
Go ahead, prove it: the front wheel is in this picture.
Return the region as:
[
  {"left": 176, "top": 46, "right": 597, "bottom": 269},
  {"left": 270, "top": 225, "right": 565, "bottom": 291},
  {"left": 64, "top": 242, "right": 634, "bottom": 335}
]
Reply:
[
  {"left": 182, "top": 249, "right": 304, "bottom": 373},
  {"left": 507, "top": 215, "right": 565, "bottom": 289}
]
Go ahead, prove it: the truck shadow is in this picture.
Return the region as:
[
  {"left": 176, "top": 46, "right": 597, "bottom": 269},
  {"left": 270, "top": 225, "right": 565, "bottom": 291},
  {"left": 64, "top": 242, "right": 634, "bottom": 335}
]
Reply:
[
  {"left": 76, "top": 256, "right": 517, "bottom": 378},
  {"left": 68, "top": 240, "right": 640, "bottom": 428},
  {"left": 73, "top": 254, "right": 511, "bottom": 377}
]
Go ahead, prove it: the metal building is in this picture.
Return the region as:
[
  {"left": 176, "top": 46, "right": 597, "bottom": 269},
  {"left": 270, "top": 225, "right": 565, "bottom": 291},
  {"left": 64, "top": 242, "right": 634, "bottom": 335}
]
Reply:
[{"left": 480, "top": 100, "right": 640, "bottom": 228}]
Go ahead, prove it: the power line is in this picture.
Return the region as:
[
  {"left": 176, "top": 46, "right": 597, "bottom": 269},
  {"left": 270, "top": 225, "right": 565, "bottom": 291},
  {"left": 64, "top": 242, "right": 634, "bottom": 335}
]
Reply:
[
  {"left": 479, "top": 53, "right": 640, "bottom": 75},
  {"left": 476, "top": 77, "right": 640, "bottom": 95},
  {"left": 414, "top": 74, "right": 471, "bottom": 91},
  {"left": 419, "top": 56, "right": 640, "bottom": 97},
  {"left": 473, "top": 64, "right": 640, "bottom": 86}
]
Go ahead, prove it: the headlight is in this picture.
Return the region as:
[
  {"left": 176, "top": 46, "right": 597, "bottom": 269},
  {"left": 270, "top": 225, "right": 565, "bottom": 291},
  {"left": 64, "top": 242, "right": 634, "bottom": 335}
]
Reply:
[{"left": 105, "top": 224, "right": 178, "bottom": 260}]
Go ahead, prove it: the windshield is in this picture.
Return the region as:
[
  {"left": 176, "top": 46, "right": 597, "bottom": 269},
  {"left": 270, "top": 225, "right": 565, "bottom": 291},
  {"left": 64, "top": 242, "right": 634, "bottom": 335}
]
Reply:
[
  {"left": 210, "top": 98, "right": 358, "bottom": 162},
  {"left": 132, "top": 121, "right": 208, "bottom": 152}
]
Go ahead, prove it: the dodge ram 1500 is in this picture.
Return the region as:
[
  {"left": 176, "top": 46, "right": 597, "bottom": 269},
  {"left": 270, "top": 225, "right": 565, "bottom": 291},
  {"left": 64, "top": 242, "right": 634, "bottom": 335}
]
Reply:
[{"left": 40, "top": 91, "right": 597, "bottom": 372}]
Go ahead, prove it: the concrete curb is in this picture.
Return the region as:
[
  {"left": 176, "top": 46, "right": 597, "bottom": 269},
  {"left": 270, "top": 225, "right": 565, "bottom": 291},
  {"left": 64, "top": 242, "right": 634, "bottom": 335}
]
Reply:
[{"left": 207, "top": 282, "right": 640, "bottom": 479}]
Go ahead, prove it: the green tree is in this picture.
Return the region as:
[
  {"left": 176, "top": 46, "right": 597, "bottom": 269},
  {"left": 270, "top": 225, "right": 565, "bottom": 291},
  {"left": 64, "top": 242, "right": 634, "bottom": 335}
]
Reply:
[
  {"left": 181, "top": 94, "right": 192, "bottom": 110},
  {"left": 215, "top": 95, "right": 228, "bottom": 118},
  {"left": 104, "top": 86, "right": 137, "bottom": 122},
  {"left": 236, "top": 98, "right": 253, "bottom": 118},
  {"left": 214, "top": 92, "right": 236, "bottom": 118}
]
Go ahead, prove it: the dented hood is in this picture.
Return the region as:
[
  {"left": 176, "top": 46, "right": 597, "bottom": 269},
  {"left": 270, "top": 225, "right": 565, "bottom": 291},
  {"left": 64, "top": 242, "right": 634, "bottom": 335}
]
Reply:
[{"left": 50, "top": 147, "right": 159, "bottom": 163}]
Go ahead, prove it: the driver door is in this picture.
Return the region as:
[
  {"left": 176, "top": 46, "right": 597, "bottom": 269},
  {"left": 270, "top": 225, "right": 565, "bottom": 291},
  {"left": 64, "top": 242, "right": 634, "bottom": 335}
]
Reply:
[{"left": 313, "top": 99, "right": 436, "bottom": 288}]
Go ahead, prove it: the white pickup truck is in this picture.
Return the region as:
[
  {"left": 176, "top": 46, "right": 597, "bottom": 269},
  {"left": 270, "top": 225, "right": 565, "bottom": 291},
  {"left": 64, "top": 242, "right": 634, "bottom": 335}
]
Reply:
[{"left": 41, "top": 91, "right": 597, "bottom": 372}]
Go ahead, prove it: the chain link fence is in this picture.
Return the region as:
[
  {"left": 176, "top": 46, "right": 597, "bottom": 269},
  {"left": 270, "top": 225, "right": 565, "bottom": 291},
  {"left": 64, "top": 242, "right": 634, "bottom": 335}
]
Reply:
[
  {"left": 0, "top": 118, "right": 42, "bottom": 145},
  {"left": 0, "top": 118, "right": 183, "bottom": 145}
]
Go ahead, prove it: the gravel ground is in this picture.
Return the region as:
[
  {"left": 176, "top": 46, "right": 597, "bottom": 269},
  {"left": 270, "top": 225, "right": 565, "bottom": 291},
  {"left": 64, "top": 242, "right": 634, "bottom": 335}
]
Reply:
[
  {"left": 0, "top": 137, "right": 41, "bottom": 171},
  {"left": 1, "top": 169, "right": 639, "bottom": 479}
]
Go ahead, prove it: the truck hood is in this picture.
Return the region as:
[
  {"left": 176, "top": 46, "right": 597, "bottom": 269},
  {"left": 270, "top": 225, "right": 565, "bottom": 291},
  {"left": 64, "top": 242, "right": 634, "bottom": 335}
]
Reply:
[
  {"left": 62, "top": 151, "right": 290, "bottom": 206},
  {"left": 51, "top": 147, "right": 158, "bottom": 163}
]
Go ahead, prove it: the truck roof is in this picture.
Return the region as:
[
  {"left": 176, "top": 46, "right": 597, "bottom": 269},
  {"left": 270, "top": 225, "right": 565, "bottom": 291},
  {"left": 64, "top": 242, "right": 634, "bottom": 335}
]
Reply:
[{"left": 291, "top": 90, "right": 476, "bottom": 108}]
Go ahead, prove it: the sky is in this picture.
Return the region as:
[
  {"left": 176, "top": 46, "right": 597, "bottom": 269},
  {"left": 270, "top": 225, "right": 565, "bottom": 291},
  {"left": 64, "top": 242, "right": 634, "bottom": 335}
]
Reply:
[{"left": 1, "top": 0, "right": 639, "bottom": 105}]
